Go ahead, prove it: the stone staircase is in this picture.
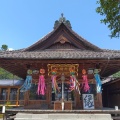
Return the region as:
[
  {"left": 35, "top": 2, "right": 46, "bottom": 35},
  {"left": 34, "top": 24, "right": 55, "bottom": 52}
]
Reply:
[{"left": 14, "top": 113, "right": 113, "bottom": 120}]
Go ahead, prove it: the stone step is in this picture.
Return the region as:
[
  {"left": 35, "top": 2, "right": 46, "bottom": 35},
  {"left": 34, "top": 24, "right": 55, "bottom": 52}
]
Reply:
[
  {"left": 15, "top": 119, "right": 105, "bottom": 120},
  {"left": 15, "top": 118, "right": 85, "bottom": 120},
  {"left": 15, "top": 113, "right": 113, "bottom": 120}
]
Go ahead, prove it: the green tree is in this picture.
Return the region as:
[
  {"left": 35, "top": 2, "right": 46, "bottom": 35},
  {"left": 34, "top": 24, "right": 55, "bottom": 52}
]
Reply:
[
  {"left": 1, "top": 44, "right": 8, "bottom": 51},
  {"left": 0, "top": 68, "right": 13, "bottom": 79},
  {"left": 0, "top": 68, "right": 20, "bottom": 79},
  {"left": 0, "top": 44, "right": 20, "bottom": 79},
  {"left": 96, "top": 0, "right": 120, "bottom": 38},
  {"left": 113, "top": 71, "right": 120, "bottom": 78}
]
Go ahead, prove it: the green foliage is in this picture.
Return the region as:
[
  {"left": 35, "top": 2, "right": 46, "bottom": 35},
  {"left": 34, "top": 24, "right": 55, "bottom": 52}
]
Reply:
[
  {"left": 1, "top": 44, "right": 8, "bottom": 51},
  {"left": 0, "top": 67, "right": 20, "bottom": 79},
  {"left": 0, "top": 44, "right": 20, "bottom": 79},
  {"left": 5, "top": 101, "right": 12, "bottom": 109},
  {"left": 113, "top": 71, "right": 120, "bottom": 78},
  {"left": 0, "top": 68, "right": 13, "bottom": 79},
  {"left": 96, "top": 0, "right": 120, "bottom": 38}
]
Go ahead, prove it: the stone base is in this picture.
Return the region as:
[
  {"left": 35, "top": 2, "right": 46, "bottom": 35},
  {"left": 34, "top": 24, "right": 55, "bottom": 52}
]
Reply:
[{"left": 15, "top": 113, "right": 113, "bottom": 120}]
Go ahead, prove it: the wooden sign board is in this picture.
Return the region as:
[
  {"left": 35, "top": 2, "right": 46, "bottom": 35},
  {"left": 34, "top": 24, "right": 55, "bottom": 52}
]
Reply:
[
  {"left": 47, "top": 64, "right": 79, "bottom": 77},
  {"left": 82, "top": 94, "right": 95, "bottom": 109}
]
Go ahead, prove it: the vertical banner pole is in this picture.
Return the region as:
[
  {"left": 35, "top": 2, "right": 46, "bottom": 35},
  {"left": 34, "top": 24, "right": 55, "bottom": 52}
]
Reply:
[
  {"left": 2, "top": 105, "right": 6, "bottom": 120},
  {"left": 61, "top": 73, "right": 65, "bottom": 110}
]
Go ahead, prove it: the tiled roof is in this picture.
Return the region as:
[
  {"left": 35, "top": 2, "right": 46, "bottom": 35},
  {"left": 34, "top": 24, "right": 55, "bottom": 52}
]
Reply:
[
  {"left": 0, "top": 49, "right": 120, "bottom": 59},
  {"left": 64, "top": 24, "right": 102, "bottom": 51},
  {"left": 24, "top": 30, "right": 55, "bottom": 51}
]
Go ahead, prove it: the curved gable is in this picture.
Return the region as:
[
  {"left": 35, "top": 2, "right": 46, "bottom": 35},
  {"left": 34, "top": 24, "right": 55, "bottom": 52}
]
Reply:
[{"left": 24, "top": 23, "right": 102, "bottom": 52}]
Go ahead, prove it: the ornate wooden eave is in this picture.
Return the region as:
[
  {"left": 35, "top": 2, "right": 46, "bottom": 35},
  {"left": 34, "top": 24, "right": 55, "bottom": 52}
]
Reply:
[{"left": 0, "top": 54, "right": 120, "bottom": 79}]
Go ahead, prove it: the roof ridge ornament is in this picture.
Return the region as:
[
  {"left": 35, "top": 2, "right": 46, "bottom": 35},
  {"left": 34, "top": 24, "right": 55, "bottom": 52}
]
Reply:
[
  {"left": 54, "top": 13, "right": 72, "bottom": 29},
  {"left": 59, "top": 13, "right": 66, "bottom": 23}
]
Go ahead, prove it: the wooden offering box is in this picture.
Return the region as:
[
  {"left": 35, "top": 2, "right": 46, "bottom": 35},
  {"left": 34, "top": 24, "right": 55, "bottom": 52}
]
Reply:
[{"left": 54, "top": 101, "right": 72, "bottom": 110}]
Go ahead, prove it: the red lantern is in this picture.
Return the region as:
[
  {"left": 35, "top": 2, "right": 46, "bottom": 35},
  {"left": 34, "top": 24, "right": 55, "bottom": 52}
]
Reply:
[
  {"left": 40, "top": 68, "right": 45, "bottom": 74},
  {"left": 82, "top": 69, "right": 86, "bottom": 75}
]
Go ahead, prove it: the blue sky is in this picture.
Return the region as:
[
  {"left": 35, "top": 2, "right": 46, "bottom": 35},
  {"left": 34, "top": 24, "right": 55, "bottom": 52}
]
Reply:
[{"left": 0, "top": 0, "right": 119, "bottom": 50}]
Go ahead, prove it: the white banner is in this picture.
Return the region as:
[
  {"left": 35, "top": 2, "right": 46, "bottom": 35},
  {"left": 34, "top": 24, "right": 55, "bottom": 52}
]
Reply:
[{"left": 82, "top": 94, "right": 94, "bottom": 109}]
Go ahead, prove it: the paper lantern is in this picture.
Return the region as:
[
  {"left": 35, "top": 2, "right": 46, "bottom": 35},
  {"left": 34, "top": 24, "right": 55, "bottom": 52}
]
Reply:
[
  {"left": 69, "top": 68, "right": 75, "bottom": 75},
  {"left": 94, "top": 69, "right": 101, "bottom": 74},
  {"left": 40, "top": 68, "right": 45, "bottom": 74},
  {"left": 82, "top": 69, "right": 86, "bottom": 75},
  {"left": 27, "top": 69, "right": 32, "bottom": 75},
  {"left": 51, "top": 68, "right": 57, "bottom": 75},
  {"left": 32, "top": 70, "right": 39, "bottom": 74}
]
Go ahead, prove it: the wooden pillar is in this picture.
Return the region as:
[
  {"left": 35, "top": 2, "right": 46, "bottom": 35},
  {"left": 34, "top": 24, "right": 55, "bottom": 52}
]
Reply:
[
  {"left": 95, "top": 93, "right": 102, "bottom": 109},
  {"left": 46, "top": 82, "right": 49, "bottom": 104},
  {"left": 0, "top": 87, "right": 1, "bottom": 100},
  {"left": 7, "top": 88, "right": 10, "bottom": 102},
  {"left": 16, "top": 88, "right": 19, "bottom": 106},
  {"left": 24, "top": 90, "right": 29, "bottom": 106},
  {"left": 107, "top": 87, "right": 110, "bottom": 107},
  {"left": 75, "top": 90, "right": 79, "bottom": 109},
  {"left": 48, "top": 81, "right": 52, "bottom": 108}
]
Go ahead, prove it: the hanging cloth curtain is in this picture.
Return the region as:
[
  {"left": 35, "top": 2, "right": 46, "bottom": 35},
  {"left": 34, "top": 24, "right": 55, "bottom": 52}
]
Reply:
[
  {"left": 69, "top": 75, "right": 80, "bottom": 94},
  {"left": 20, "top": 75, "right": 32, "bottom": 92},
  {"left": 37, "top": 75, "right": 46, "bottom": 95},
  {"left": 51, "top": 75, "right": 60, "bottom": 94},
  {"left": 81, "top": 75, "right": 90, "bottom": 92}
]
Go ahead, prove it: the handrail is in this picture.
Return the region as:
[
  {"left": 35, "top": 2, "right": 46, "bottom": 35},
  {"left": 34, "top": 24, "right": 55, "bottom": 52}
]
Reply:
[{"left": 0, "top": 104, "right": 23, "bottom": 106}]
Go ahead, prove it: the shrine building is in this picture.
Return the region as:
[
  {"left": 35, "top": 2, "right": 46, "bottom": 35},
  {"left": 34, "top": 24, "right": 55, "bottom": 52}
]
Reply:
[{"left": 0, "top": 14, "right": 120, "bottom": 111}]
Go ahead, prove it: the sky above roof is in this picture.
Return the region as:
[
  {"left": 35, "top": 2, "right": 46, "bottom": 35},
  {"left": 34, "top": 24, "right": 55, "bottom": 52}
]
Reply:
[{"left": 0, "top": 0, "right": 119, "bottom": 50}]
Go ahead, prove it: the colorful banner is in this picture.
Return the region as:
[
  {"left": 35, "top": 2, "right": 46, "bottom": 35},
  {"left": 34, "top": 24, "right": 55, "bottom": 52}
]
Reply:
[
  {"left": 20, "top": 75, "right": 32, "bottom": 92},
  {"left": 37, "top": 75, "right": 46, "bottom": 95}
]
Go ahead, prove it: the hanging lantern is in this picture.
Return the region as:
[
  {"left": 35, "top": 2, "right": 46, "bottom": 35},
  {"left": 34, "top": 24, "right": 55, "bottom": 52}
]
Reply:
[
  {"left": 81, "top": 69, "right": 90, "bottom": 92},
  {"left": 51, "top": 68, "right": 60, "bottom": 94},
  {"left": 40, "top": 68, "right": 45, "bottom": 74},
  {"left": 20, "top": 75, "right": 32, "bottom": 92},
  {"left": 82, "top": 69, "right": 86, "bottom": 75},
  {"left": 51, "top": 68, "right": 57, "bottom": 75},
  {"left": 94, "top": 69, "right": 102, "bottom": 93},
  {"left": 37, "top": 74, "right": 46, "bottom": 95},
  {"left": 69, "top": 68, "right": 75, "bottom": 75},
  {"left": 94, "top": 69, "right": 101, "bottom": 74},
  {"left": 27, "top": 69, "right": 32, "bottom": 75},
  {"left": 69, "top": 72, "right": 80, "bottom": 94}
]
